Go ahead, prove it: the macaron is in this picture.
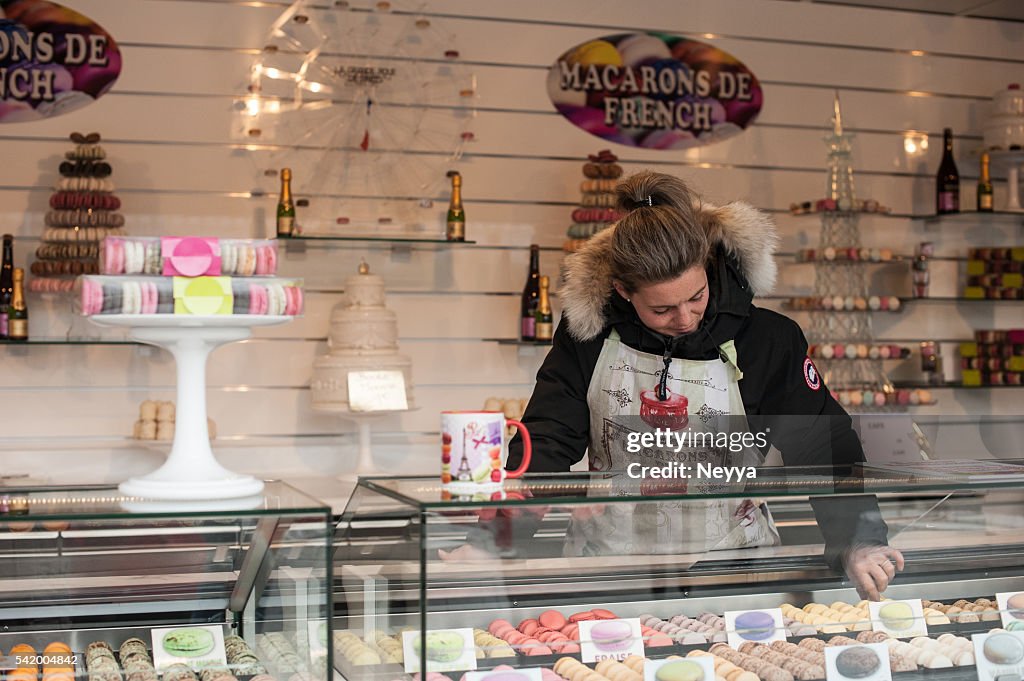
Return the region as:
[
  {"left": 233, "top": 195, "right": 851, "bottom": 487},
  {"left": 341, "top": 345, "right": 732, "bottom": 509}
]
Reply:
[
  {"left": 488, "top": 620, "right": 512, "bottom": 637},
  {"left": 878, "top": 602, "right": 915, "bottom": 631},
  {"left": 735, "top": 611, "right": 776, "bottom": 641},
  {"left": 517, "top": 619, "right": 539, "bottom": 636},
  {"left": 569, "top": 611, "right": 597, "bottom": 622},
  {"left": 589, "top": 619, "right": 634, "bottom": 652},
  {"left": 593, "top": 608, "right": 618, "bottom": 620},
  {"left": 655, "top": 659, "right": 704, "bottom": 679},
  {"left": 983, "top": 633, "right": 1024, "bottom": 665},
  {"left": 834, "top": 646, "right": 880, "bottom": 679},
  {"left": 222, "top": 241, "right": 237, "bottom": 275},
  {"left": 539, "top": 610, "right": 567, "bottom": 631},
  {"left": 264, "top": 243, "right": 278, "bottom": 275}
]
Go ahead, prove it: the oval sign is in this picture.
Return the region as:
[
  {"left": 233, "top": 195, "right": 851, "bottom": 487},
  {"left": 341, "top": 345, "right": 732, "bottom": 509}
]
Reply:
[
  {"left": 0, "top": 0, "right": 122, "bottom": 123},
  {"left": 547, "top": 33, "right": 763, "bottom": 150}
]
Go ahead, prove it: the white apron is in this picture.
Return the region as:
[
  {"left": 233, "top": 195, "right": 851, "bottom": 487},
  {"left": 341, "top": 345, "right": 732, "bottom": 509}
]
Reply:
[{"left": 565, "top": 330, "right": 780, "bottom": 557}]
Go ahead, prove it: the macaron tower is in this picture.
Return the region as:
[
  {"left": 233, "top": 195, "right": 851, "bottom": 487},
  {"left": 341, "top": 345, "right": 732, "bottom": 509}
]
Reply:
[
  {"left": 80, "top": 235, "right": 303, "bottom": 317},
  {"left": 30, "top": 132, "right": 126, "bottom": 293},
  {"left": 564, "top": 150, "right": 624, "bottom": 253}
]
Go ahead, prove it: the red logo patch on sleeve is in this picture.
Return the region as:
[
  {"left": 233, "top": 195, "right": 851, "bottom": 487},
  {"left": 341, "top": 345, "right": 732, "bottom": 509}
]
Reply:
[{"left": 803, "top": 357, "right": 821, "bottom": 391}]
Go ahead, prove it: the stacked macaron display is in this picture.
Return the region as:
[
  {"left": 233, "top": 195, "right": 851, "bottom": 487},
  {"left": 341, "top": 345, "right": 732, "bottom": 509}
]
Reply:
[
  {"left": 100, "top": 237, "right": 278, "bottom": 277},
  {"left": 564, "top": 150, "right": 624, "bottom": 253},
  {"left": 960, "top": 329, "right": 1024, "bottom": 387},
  {"left": 30, "top": 132, "right": 127, "bottom": 293},
  {"left": 79, "top": 276, "right": 303, "bottom": 316},
  {"left": 785, "top": 296, "right": 902, "bottom": 313}
]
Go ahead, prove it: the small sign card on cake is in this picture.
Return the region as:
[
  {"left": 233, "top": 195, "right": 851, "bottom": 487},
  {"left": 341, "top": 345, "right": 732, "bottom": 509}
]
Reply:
[
  {"left": 996, "top": 592, "right": 1024, "bottom": 629},
  {"left": 824, "top": 643, "right": 893, "bottom": 681},
  {"left": 644, "top": 654, "right": 715, "bottom": 681},
  {"left": 151, "top": 625, "right": 227, "bottom": 670},
  {"left": 578, "top": 618, "right": 644, "bottom": 662},
  {"left": 348, "top": 370, "right": 408, "bottom": 412},
  {"left": 466, "top": 669, "right": 543, "bottom": 681},
  {"left": 868, "top": 599, "right": 927, "bottom": 638},
  {"left": 402, "top": 629, "right": 477, "bottom": 674},
  {"left": 972, "top": 631, "right": 1024, "bottom": 681},
  {"left": 724, "top": 608, "right": 786, "bottom": 648}
]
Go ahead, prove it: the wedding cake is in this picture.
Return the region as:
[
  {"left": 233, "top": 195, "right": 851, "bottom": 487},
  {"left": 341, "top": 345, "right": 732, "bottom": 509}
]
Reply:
[{"left": 310, "top": 261, "right": 414, "bottom": 411}]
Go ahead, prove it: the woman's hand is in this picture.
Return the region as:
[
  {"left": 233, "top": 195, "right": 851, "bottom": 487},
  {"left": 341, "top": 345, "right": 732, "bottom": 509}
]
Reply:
[{"left": 844, "top": 544, "right": 905, "bottom": 601}]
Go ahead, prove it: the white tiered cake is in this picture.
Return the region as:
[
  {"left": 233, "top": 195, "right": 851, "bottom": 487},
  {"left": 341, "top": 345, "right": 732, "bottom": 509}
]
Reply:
[{"left": 311, "top": 261, "right": 414, "bottom": 411}]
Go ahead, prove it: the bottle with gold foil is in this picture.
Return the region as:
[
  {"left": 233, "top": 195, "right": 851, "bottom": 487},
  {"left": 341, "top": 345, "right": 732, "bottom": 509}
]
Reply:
[
  {"left": 446, "top": 170, "right": 465, "bottom": 241},
  {"left": 0, "top": 234, "right": 13, "bottom": 339},
  {"left": 7, "top": 267, "right": 27, "bottom": 342},
  {"left": 977, "top": 151, "right": 994, "bottom": 212},
  {"left": 535, "top": 275, "right": 553, "bottom": 342},
  {"left": 276, "top": 167, "right": 296, "bottom": 237}
]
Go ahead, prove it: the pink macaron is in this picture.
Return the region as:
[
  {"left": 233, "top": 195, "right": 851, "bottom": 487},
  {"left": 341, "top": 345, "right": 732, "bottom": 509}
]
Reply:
[
  {"left": 539, "top": 610, "right": 567, "bottom": 631},
  {"left": 142, "top": 281, "right": 158, "bottom": 314},
  {"left": 265, "top": 243, "right": 277, "bottom": 275},
  {"left": 488, "top": 620, "right": 512, "bottom": 637},
  {"left": 256, "top": 246, "right": 268, "bottom": 275},
  {"left": 248, "top": 283, "right": 267, "bottom": 315}
]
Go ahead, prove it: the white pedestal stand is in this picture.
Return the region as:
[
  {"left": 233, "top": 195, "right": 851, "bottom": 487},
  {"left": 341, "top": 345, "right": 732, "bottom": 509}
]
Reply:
[
  {"left": 992, "top": 150, "right": 1024, "bottom": 211},
  {"left": 313, "top": 406, "right": 412, "bottom": 481},
  {"left": 90, "top": 315, "right": 291, "bottom": 500}
]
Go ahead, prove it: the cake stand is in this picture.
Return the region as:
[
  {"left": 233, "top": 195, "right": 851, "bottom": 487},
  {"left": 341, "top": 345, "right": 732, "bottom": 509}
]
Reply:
[
  {"left": 90, "top": 314, "right": 292, "bottom": 500},
  {"left": 991, "top": 150, "right": 1024, "bottom": 211},
  {"left": 314, "top": 404, "right": 414, "bottom": 481}
]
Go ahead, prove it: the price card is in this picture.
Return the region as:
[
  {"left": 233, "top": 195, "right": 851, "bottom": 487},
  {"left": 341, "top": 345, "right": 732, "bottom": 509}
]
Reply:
[
  {"left": 724, "top": 608, "right": 786, "bottom": 649},
  {"left": 578, "top": 618, "right": 644, "bottom": 663},
  {"left": 868, "top": 599, "right": 928, "bottom": 638},
  {"left": 824, "top": 643, "right": 893, "bottom": 681},
  {"left": 972, "top": 631, "right": 1024, "bottom": 681},
  {"left": 996, "top": 592, "right": 1024, "bottom": 630},
  {"left": 856, "top": 415, "right": 919, "bottom": 464},
  {"left": 348, "top": 370, "right": 408, "bottom": 412},
  {"left": 644, "top": 655, "right": 715, "bottom": 681},
  {"left": 151, "top": 625, "right": 227, "bottom": 670},
  {"left": 402, "top": 629, "right": 477, "bottom": 674},
  {"left": 466, "top": 669, "right": 543, "bottom": 681}
]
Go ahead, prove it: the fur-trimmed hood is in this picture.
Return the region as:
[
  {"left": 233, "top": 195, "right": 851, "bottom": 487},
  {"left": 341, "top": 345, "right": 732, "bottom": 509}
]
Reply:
[{"left": 560, "top": 202, "right": 779, "bottom": 342}]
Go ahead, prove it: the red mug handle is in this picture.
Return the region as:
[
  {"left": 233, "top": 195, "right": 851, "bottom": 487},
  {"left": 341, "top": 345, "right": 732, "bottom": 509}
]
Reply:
[{"left": 505, "top": 419, "right": 531, "bottom": 478}]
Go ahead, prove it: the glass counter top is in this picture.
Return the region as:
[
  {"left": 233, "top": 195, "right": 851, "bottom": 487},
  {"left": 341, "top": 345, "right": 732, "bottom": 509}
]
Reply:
[{"left": 355, "top": 462, "right": 1024, "bottom": 509}]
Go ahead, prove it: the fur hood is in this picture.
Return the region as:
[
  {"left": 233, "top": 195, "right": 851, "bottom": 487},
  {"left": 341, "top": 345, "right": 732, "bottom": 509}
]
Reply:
[{"left": 560, "top": 201, "right": 779, "bottom": 342}]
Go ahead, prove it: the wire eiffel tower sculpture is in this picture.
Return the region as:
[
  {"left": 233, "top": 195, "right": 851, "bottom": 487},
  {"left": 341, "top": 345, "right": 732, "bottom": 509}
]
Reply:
[{"left": 809, "top": 94, "right": 894, "bottom": 404}]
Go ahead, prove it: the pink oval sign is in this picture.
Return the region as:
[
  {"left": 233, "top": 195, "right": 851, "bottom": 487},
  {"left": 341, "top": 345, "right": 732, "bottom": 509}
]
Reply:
[
  {"left": 0, "top": 0, "right": 122, "bottom": 123},
  {"left": 547, "top": 33, "right": 763, "bottom": 150}
]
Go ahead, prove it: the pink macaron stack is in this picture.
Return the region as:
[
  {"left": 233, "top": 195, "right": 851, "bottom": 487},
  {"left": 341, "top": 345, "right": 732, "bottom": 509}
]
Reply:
[{"left": 100, "top": 236, "right": 278, "bottom": 277}]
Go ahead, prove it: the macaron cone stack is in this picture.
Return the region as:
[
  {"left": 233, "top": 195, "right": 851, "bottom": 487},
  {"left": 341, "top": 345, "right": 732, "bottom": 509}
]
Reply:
[
  {"left": 31, "top": 132, "right": 126, "bottom": 293},
  {"left": 565, "top": 150, "right": 624, "bottom": 253}
]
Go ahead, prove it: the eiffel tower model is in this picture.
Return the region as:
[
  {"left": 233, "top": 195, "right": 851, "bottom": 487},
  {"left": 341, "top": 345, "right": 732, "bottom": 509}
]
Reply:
[{"left": 808, "top": 94, "right": 895, "bottom": 411}]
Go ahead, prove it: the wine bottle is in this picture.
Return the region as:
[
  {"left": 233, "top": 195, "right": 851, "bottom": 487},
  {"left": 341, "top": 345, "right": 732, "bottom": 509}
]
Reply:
[
  {"left": 0, "top": 234, "right": 13, "bottom": 340},
  {"left": 446, "top": 171, "right": 465, "bottom": 241},
  {"left": 276, "top": 167, "right": 296, "bottom": 237},
  {"left": 935, "top": 128, "right": 959, "bottom": 215},
  {"left": 535, "top": 275, "right": 553, "bottom": 342},
  {"left": 7, "top": 267, "right": 27, "bottom": 342},
  {"left": 520, "top": 244, "right": 540, "bottom": 341},
  {"left": 977, "top": 151, "right": 994, "bottom": 212}
]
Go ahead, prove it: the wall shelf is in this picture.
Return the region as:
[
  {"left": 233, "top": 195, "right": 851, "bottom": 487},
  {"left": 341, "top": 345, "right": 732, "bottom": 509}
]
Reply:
[{"left": 0, "top": 338, "right": 141, "bottom": 346}]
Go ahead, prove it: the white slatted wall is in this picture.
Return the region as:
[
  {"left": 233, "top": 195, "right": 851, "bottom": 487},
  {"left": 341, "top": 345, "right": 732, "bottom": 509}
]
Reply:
[{"left": 1, "top": 0, "right": 1022, "bottom": 484}]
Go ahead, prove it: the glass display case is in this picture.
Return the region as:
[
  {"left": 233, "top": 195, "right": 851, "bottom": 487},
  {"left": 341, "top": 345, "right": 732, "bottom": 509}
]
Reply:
[
  {"left": 0, "top": 481, "right": 333, "bottom": 681},
  {"left": 334, "top": 463, "right": 1024, "bottom": 681}
]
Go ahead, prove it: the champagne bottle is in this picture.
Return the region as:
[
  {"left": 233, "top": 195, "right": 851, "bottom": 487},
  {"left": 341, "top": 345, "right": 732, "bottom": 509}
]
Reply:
[
  {"left": 7, "top": 267, "right": 27, "bottom": 342},
  {"left": 276, "top": 167, "right": 296, "bottom": 237},
  {"left": 977, "top": 151, "right": 994, "bottom": 212},
  {"left": 935, "top": 128, "right": 959, "bottom": 215},
  {"left": 535, "top": 275, "right": 553, "bottom": 342},
  {"left": 446, "top": 171, "right": 465, "bottom": 241},
  {"left": 0, "top": 234, "right": 13, "bottom": 340},
  {"left": 520, "top": 244, "right": 540, "bottom": 341}
]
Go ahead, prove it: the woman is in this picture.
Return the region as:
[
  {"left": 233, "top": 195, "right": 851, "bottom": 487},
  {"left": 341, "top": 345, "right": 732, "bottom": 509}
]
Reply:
[{"left": 495, "top": 171, "right": 903, "bottom": 599}]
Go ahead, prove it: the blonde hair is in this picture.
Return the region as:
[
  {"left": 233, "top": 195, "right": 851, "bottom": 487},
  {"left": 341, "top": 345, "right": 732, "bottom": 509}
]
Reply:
[{"left": 611, "top": 171, "right": 713, "bottom": 293}]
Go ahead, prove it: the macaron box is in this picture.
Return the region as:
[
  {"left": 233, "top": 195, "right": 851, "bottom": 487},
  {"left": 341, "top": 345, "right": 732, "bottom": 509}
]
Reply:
[
  {"left": 79, "top": 275, "right": 304, "bottom": 316},
  {"left": 100, "top": 236, "right": 278, "bottom": 277}
]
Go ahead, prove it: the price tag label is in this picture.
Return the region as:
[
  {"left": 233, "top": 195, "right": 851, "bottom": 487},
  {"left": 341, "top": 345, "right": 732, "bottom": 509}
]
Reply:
[
  {"left": 856, "top": 415, "right": 919, "bottom": 464},
  {"left": 466, "top": 669, "right": 543, "bottom": 681},
  {"left": 150, "top": 625, "right": 227, "bottom": 671},
  {"left": 724, "top": 609, "right": 786, "bottom": 649},
  {"left": 402, "top": 629, "right": 477, "bottom": 674},
  {"left": 578, "top": 618, "right": 644, "bottom": 663},
  {"left": 644, "top": 655, "right": 715, "bottom": 681},
  {"left": 348, "top": 370, "right": 408, "bottom": 412},
  {"left": 824, "top": 643, "right": 893, "bottom": 681},
  {"left": 996, "top": 592, "right": 1024, "bottom": 630},
  {"left": 868, "top": 599, "right": 928, "bottom": 638},
  {"left": 972, "top": 631, "right": 1024, "bottom": 681}
]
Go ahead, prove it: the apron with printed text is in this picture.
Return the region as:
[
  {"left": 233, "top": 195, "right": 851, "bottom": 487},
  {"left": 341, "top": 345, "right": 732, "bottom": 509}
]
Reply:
[{"left": 566, "top": 329, "right": 780, "bottom": 557}]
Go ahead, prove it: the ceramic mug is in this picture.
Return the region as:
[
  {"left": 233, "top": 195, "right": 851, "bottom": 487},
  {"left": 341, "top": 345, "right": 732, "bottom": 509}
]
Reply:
[{"left": 441, "top": 411, "right": 531, "bottom": 493}]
